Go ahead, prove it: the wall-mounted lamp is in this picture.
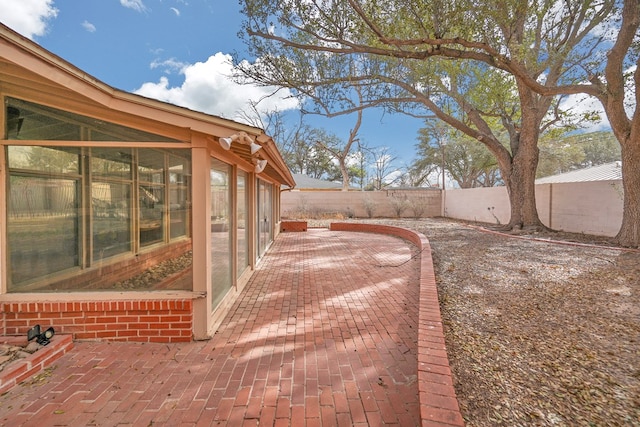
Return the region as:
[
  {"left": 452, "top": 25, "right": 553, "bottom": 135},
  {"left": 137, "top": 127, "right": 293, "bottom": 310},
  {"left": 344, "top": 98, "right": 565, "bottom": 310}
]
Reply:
[
  {"left": 249, "top": 140, "right": 263, "bottom": 155},
  {"left": 218, "top": 132, "right": 262, "bottom": 155},
  {"left": 219, "top": 136, "right": 233, "bottom": 150},
  {"left": 27, "top": 324, "right": 55, "bottom": 346},
  {"left": 254, "top": 158, "right": 267, "bottom": 173}
]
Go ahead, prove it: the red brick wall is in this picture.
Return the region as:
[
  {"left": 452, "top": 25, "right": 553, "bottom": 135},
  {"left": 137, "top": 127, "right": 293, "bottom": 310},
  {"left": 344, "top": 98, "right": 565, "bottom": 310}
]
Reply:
[
  {"left": 329, "top": 222, "right": 422, "bottom": 246},
  {"left": 281, "top": 220, "right": 307, "bottom": 232},
  {"left": 1, "top": 299, "right": 193, "bottom": 343}
]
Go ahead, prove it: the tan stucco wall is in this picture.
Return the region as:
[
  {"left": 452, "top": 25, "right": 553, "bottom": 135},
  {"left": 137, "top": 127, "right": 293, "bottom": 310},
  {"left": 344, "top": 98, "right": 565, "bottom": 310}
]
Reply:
[
  {"left": 283, "top": 180, "right": 624, "bottom": 237},
  {"left": 281, "top": 189, "right": 442, "bottom": 219},
  {"left": 444, "top": 180, "right": 623, "bottom": 236}
]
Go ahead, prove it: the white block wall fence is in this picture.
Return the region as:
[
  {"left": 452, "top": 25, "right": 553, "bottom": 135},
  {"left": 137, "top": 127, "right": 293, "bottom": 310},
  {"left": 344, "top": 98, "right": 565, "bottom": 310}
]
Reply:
[{"left": 282, "top": 179, "right": 624, "bottom": 237}]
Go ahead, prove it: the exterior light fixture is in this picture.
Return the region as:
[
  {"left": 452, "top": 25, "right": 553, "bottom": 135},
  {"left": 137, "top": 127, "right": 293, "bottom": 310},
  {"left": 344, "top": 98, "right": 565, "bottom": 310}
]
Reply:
[
  {"left": 217, "top": 132, "right": 262, "bottom": 155},
  {"left": 218, "top": 137, "right": 232, "bottom": 150},
  {"left": 27, "top": 324, "right": 55, "bottom": 346},
  {"left": 249, "top": 141, "right": 262, "bottom": 155},
  {"left": 254, "top": 158, "right": 267, "bottom": 173}
]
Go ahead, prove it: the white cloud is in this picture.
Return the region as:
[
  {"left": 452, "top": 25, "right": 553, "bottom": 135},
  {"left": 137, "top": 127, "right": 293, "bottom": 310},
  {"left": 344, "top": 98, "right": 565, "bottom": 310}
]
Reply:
[
  {"left": 170, "top": 7, "right": 180, "bottom": 16},
  {"left": 559, "top": 65, "right": 637, "bottom": 133},
  {"left": 559, "top": 93, "right": 610, "bottom": 132},
  {"left": 0, "top": 0, "right": 58, "bottom": 39},
  {"left": 134, "top": 53, "right": 300, "bottom": 123},
  {"left": 150, "top": 57, "right": 189, "bottom": 74},
  {"left": 81, "top": 20, "right": 96, "bottom": 33},
  {"left": 120, "top": 0, "right": 147, "bottom": 13}
]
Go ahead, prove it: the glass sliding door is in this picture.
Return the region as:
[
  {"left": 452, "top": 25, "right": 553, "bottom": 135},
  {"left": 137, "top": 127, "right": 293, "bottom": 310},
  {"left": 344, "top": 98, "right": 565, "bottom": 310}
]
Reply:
[
  {"left": 257, "top": 180, "right": 273, "bottom": 258},
  {"left": 210, "top": 159, "right": 232, "bottom": 310},
  {"left": 236, "top": 171, "right": 249, "bottom": 277}
]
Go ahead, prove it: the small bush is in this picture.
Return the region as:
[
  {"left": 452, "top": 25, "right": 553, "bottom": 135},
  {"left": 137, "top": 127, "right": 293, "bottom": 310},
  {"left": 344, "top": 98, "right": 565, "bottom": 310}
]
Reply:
[
  {"left": 363, "top": 197, "right": 376, "bottom": 218},
  {"left": 389, "top": 196, "right": 408, "bottom": 218}
]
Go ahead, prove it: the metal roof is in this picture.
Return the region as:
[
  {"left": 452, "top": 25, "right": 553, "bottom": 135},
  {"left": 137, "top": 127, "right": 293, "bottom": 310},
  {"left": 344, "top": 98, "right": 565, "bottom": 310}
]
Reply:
[
  {"left": 289, "top": 174, "right": 344, "bottom": 190},
  {"left": 536, "top": 162, "right": 622, "bottom": 184}
]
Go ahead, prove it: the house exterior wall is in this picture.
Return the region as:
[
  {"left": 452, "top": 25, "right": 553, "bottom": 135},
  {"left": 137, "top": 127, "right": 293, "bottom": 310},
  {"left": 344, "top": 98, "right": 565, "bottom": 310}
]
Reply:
[{"left": 0, "top": 25, "right": 294, "bottom": 343}]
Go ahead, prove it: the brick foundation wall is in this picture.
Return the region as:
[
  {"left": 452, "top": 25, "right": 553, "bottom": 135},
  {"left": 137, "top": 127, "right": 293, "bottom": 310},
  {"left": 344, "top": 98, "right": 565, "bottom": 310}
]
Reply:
[{"left": 1, "top": 299, "right": 193, "bottom": 343}]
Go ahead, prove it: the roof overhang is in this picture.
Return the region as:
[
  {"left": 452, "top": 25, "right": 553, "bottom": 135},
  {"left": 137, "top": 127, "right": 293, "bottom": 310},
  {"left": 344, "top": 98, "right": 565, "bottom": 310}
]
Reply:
[{"left": 0, "top": 23, "right": 295, "bottom": 188}]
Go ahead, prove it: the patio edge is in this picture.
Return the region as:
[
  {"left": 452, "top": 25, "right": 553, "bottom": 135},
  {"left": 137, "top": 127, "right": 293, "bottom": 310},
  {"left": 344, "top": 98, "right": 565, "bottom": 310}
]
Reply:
[
  {"left": 329, "top": 223, "right": 465, "bottom": 427},
  {"left": 0, "top": 334, "right": 74, "bottom": 395}
]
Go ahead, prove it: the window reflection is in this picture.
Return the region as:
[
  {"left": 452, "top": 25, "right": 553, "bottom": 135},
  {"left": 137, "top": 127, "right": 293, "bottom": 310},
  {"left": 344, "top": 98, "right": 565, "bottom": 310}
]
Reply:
[
  {"left": 8, "top": 176, "right": 80, "bottom": 286},
  {"left": 5, "top": 145, "right": 191, "bottom": 291},
  {"left": 169, "top": 154, "right": 190, "bottom": 239},
  {"left": 5, "top": 97, "right": 180, "bottom": 142},
  {"left": 139, "top": 149, "right": 165, "bottom": 247},
  {"left": 92, "top": 148, "right": 133, "bottom": 260}
]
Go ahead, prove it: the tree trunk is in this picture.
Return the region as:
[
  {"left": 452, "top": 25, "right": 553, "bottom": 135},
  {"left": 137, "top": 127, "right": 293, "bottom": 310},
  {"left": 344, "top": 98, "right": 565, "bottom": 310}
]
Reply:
[
  {"left": 339, "top": 158, "right": 350, "bottom": 191},
  {"left": 616, "top": 135, "right": 640, "bottom": 247},
  {"left": 503, "top": 126, "right": 545, "bottom": 231}
]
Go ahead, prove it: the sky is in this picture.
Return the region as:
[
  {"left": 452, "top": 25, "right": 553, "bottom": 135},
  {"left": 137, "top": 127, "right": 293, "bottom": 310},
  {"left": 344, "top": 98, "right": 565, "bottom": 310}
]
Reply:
[
  {"left": 0, "top": 0, "right": 428, "bottom": 167},
  {"left": 0, "top": 0, "right": 613, "bottom": 170}
]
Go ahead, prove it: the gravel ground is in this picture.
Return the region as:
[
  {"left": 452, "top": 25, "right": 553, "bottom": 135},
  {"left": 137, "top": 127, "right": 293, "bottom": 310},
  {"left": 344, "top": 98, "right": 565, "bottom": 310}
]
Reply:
[{"left": 310, "top": 218, "right": 640, "bottom": 426}]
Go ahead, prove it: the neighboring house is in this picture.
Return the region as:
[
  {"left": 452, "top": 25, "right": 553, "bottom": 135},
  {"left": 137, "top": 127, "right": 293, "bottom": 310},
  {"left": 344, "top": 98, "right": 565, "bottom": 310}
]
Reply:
[
  {"left": 535, "top": 161, "right": 623, "bottom": 184},
  {"left": 0, "top": 24, "right": 295, "bottom": 342},
  {"left": 288, "top": 173, "right": 345, "bottom": 190}
]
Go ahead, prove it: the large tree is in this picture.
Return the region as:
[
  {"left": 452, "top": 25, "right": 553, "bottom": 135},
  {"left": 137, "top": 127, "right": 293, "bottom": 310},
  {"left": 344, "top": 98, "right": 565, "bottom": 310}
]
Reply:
[
  {"left": 315, "top": 106, "right": 363, "bottom": 190},
  {"left": 239, "top": 0, "right": 616, "bottom": 232},
  {"left": 412, "top": 120, "right": 502, "bottom": 189}
]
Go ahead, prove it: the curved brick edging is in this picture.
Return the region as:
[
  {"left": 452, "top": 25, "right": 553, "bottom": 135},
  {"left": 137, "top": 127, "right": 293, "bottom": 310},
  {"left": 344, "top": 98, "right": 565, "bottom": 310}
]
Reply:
[
  {"left": 330, "top": 223, "right": 465, "bottom": 427},
  {"left": 0, "top": 334, "right": 74, "bottom": 394}
]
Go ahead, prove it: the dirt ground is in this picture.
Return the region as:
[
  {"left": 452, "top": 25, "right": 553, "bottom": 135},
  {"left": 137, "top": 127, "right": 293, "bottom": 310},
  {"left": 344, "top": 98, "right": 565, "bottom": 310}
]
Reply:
[{"left": 314, "top": 218, "right": 640, "bottom": 427}]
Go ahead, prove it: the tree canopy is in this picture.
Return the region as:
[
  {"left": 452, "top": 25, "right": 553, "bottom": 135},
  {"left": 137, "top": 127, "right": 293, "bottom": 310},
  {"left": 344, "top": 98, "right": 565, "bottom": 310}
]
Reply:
[{"left": 239, "top": 0, "right": 639, "bottom": 246}]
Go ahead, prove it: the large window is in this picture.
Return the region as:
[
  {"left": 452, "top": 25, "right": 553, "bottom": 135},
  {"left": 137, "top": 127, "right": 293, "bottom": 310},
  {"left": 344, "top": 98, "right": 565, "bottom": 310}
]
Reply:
[
  {"left": 4, "top": 98, "right": 192, "bottom": 292},
  {"left": 92, "top": 148, "right": 133, "bottom": 261},
  {"left": 169, "top": 154, "right": 190, "bottom": 239},
  {"left": 210, "top": 159, "right": 232, "bottom": 310},
  {"left": 138, "top": 149, "right": 166, "bottom": 247},
  {"left": 7, "top": 147, "right": 81, "bottom": 286}
]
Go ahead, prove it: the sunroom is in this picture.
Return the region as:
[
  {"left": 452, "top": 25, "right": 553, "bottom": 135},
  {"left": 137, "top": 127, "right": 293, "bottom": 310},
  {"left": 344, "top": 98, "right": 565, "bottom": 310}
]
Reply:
[{"left": 0, "top": 24, "right": 295, "bottom": 342}]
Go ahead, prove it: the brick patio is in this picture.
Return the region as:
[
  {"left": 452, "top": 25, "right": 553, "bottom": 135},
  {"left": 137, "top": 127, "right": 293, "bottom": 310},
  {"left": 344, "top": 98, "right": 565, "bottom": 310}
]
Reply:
[{"left": 0, "top": 226, "right": 462, "bottom": 426}]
